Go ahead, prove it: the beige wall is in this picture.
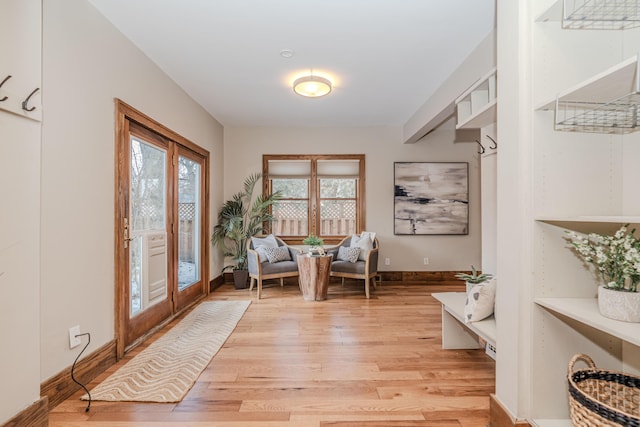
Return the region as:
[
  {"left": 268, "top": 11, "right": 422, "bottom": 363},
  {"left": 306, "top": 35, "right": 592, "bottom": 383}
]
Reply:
[
  {"left": 0, "top": 0, "right": 42, "bottom": 422},
  {"left": 223, "top": 122, "right": 481, "bottom": 272},
  {"left": 39, "top": 0, "right": 224, "bottom": 381}
]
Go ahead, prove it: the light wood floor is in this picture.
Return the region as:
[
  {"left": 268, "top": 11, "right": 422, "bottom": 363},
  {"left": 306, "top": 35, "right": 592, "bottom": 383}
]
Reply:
[{"left": 50, "top": 280, "right": 495, "bottom": 426}]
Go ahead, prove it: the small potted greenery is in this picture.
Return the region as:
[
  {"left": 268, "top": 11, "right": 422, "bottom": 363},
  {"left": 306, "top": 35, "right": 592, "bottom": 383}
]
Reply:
[
  {"left": 302, "top": 234, "right": 324, "bottom": 247},
  {"left": 455, "top": 265, "right": 493, "bottom": 293},
  {"left": 212, "top": 173, "right": 281, "bottom": 289},
  {"left": 303, "top": 234, "right": 324, "bottom": 256},
  {"left": 565, "top": 224, "right": 640, "bottom": 322}
]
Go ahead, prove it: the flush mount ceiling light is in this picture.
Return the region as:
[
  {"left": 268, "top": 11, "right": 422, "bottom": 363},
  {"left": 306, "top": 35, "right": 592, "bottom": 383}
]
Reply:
[{"left": 293, "top": 75, "right": 332, "bottom": 98}]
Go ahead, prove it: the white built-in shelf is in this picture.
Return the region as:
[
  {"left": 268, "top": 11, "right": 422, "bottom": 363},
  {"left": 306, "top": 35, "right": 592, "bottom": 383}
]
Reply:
[
  {"left": 536, "top": 0, "right": 640, "bottom": 30},
  {"left": 432, "top": 292, "right": 496, "bottom": 348},
  {"left": 530, "top": 419, "right": 571, "bottom": 427},
  {"left": 536, "top": 215, "right": 640, "bottom": 224},
  {"left": 535, "top": 215, "right": 640, "bottom": 235},
  {"left": 536, "top": 55, "right": 638, "bottom": 111},
  {"left": 455, "top": 68, "right": 497, "bottom": 130},
  {"left": 535, "top": 54, "right": 640, "bottom": 134},
  {"left": 536, "top": 297, "right": 640, "bottom": 347}
]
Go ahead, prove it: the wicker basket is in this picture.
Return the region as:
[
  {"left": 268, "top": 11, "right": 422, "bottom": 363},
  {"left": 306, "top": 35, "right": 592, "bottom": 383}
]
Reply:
[{"left": 568, "top": 354, "right": 640, "bottom": 426}]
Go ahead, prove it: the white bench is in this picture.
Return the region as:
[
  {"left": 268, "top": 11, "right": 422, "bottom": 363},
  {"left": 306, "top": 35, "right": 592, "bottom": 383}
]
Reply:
[{"left": 432, "top": 292, "right": 496, "bottom": 360}]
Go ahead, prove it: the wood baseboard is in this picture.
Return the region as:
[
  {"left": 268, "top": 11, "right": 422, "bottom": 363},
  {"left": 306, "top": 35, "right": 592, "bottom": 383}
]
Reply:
[
  {"left": 221, "top": 270, "right": 462, "bottom": 284},
  {"left": 490, "top": 394, "right": 531, "bottom": 427},
  {"left": 1, "top": 396, "right": 48, "bottom": 427},
  {"left": 209, "top": 274, "right": 224, "bottom": 291},
  {"left": 378, "top": 271, "right": 461, "bottom": 282},
  {"left": 41, "top": 340, "right": 117, "bottom": 409}
]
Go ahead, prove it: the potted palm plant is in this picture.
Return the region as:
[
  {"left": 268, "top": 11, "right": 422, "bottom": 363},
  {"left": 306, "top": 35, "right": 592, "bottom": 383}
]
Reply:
[
  {"left": 212, "top": 173, "right": 281, "bottom": 289},
  {"left": 455, "top": 265, "right": 493, "bottom": 293},
  {"left": 565, "top": 224, "right": 640, "bottom": 322}
]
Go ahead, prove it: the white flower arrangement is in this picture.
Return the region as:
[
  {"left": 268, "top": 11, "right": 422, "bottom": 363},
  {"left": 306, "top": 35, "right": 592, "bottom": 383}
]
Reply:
[{"left": 565, "top": 224, "right": 640, "bottom": 292}]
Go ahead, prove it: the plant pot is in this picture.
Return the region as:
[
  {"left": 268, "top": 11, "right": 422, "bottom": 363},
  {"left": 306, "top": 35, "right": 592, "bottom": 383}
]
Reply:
[
  {"left": 232, "top": 269, "right": 249, "bottom": 290},
  {"left": 597, "top": 285, "right": 640, "bottom": 323},
  {"left": 466, "top": 281, "right": 485, "bottom": 293},
  {"left": 466, "top": 281, "right": 474, "bottom": 293}
]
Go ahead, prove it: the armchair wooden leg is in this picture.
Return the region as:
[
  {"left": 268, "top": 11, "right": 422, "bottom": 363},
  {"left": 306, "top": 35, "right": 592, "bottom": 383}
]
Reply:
[
  {"left": 371, "top": 276, "right": 377, "bottom": 289},
  {"left": 280, "top": 278, "right": 284, "bottom": 287},
  {"left": 365, "top": 279, "right": 370, "bottom": 299},
  {"left": 249, "top": 277, "right": 256, "bottom": 291},
  {"left": 341, "top": 277, "right": 345, "bottom": 287},
  {"left": 257, "top": 279, "right": 263, "bottom": 300}
]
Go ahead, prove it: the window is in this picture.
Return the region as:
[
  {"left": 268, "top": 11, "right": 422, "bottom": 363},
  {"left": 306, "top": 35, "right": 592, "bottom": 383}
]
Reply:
[{"left": 264, "top": 155, "right": 365, "bottom": 244}]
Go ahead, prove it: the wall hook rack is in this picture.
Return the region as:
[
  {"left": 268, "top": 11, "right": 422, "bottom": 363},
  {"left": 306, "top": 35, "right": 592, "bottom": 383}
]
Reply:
[
  {"left": 487, "top": 135, "right": 497, "bottom": 150},
  {"left": 21, "top": 87, "right": 39, "bottom": 112},
  {"left": 475, "top": 139, "right": 486, "bottom": 154},
  {"left": 0, "top": 75, "right": 11, "bottom": 102}
]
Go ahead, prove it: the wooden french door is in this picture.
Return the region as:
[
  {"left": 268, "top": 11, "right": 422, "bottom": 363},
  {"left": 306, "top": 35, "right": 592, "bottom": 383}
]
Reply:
[{"left": 115, "top": 100, "right": 209, "bottom": 358}]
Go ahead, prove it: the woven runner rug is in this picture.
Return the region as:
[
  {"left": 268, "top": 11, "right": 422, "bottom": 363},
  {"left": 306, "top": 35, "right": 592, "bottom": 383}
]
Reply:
[{"left": 83, "top": 300, "right": 250, "bottom": 402}]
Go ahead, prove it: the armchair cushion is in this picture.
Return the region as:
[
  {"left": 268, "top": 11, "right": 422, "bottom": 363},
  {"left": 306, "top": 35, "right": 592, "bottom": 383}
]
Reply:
[
  {"left": 264, "top": 246, "right": 291, "bottom": 263},
  {"left": 260, "top": 259, "right": 298, "bottom": 275},
  {"left": 331, "top": 259, "right": 366, "bottom": 274},
  {"left": 252, "top": 234, "right": 278, "bottom": 262},
  {"left": 350, "top": 234, "right": 374, "bottom": 261},
  {"left": 337, "top": 246, "right": 360, "bottom": 263}
]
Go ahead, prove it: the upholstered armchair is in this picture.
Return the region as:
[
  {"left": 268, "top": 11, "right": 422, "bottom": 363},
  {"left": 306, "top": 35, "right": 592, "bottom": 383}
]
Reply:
[
  {"left": 327, "top": 234, "right": 379, "bottom": 298},
  {"left": 247, "top": 235, "right": 301, "bottom": 299}
]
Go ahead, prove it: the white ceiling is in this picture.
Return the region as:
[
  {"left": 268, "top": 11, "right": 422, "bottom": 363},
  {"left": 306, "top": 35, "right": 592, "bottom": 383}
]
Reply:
[{"left": 88, "top": 0, "right": 495, "bottom": 128}]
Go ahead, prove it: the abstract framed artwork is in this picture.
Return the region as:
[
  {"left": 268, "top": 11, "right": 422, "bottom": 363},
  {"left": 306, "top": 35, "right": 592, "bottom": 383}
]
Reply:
[{"left": 394, "top": 162, "right": 469, "bottom": 235}]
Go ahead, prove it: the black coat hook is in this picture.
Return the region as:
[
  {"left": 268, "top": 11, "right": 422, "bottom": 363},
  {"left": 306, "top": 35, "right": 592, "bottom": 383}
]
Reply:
[
  {"left": 0, "top": 75, "right": 11, "bottom": 102},
  {"left": 475, "top": 139, "right": 485, "bottom": 154},
  {"left": 487, "top": 135, "right": 497, "bottom": 150},
  {"left": 22, "top": 87, "right": 39, "bottom": 112}
]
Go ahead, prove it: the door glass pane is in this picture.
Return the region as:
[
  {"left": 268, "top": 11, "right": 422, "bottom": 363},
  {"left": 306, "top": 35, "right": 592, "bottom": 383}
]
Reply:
[
  {"left": 130, "top": 137, "right": 167, "bottom": 316},
  {"left": 178, "top": 156, "right": 201, "bottom": 290}
]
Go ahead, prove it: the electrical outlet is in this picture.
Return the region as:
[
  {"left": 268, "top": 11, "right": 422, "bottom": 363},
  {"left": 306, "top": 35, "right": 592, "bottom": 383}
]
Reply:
[
  {"left": 69, "top": 325, "right": 81, "bottom": 349},
  {"left": 423, "top": 257, "right": 429, "bottom": 265},
  {"left": 485, "top": 342, "right": 497, "bottom": 360},
  {"left": 385, "top": 257, "right": 390, "bottom": 265}
]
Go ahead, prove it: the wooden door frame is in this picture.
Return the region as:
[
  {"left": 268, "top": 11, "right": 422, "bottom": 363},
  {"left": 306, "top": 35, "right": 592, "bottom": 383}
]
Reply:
[{"left": 114, "top": 99, "right": 210, "bottom": 359}]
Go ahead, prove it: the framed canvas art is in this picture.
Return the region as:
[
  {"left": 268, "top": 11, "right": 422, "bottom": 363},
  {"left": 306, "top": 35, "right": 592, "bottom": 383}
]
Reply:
[{"left": 394, "top": 162, "right": 468, "bottom": 235}]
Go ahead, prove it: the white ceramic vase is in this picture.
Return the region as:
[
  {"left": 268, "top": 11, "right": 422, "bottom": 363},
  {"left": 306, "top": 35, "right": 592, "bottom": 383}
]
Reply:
[
  {"left": 466, "top": 281, "right": 481, "bottom": 294},
  {"left": 597, "top": 285, "right": 640, "bottom": 323}
]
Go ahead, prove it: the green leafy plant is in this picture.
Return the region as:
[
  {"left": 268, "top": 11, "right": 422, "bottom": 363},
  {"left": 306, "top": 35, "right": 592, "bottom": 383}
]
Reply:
[
  {"left": 302, "top": 234, "right": 324, "bottom": 247},
  {"left": 565, "top": 224, "right": 640, "bottom": 292},
  {"left": 455, "top": 265, "right": 493, "bottom": 284},
  {"left": 212, "top": 173, "right": 281, "bottom": 272}
]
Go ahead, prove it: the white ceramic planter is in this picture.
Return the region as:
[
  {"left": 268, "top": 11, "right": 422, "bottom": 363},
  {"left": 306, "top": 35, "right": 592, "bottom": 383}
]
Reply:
[
  {"left": 597, "top": 285, "right": 640, "bottom": 323},
  {"left": 466, "top": 281, "right": 475, "bottom": 294},
  {"left": 466, "top": 281, "right": 489, "bottom": 294}
]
